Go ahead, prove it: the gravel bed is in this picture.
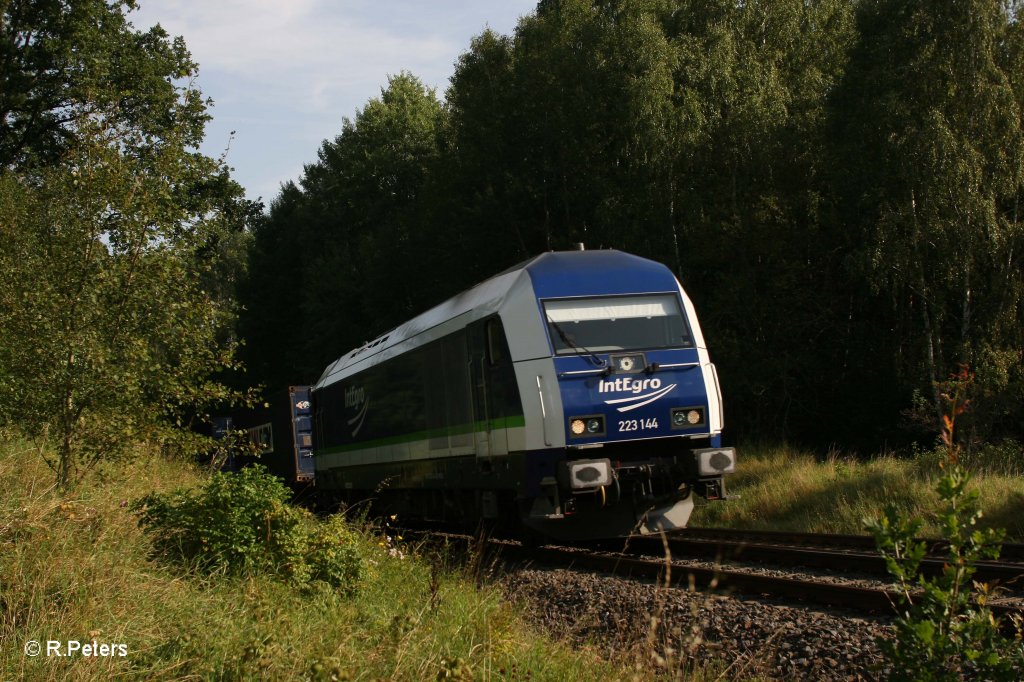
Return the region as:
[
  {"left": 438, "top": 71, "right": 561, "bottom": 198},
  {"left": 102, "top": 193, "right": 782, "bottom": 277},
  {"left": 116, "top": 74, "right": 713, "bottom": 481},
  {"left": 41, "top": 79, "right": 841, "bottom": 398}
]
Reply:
[
  {"left": 657, "top": 554, "right": 1024, "bottom": 608},
  {"left": 499, "top": 566, "right": 893, "bottom": 680},
  {"left": 671, "top": 553, "right": 909, "bottom": 594}
]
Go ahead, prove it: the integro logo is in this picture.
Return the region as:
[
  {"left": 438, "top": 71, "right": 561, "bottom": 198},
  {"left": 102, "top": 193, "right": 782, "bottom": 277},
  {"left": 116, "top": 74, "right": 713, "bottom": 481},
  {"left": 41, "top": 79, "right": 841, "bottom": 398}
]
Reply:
[
  {"left": 598, "top": 377, "right": 662, "bottom": 394},
  {"left": 344, "top": 385, "right": 365, "bottom": 408},
  {"left": 598, "top": 377, "right": 677, "bottom": 413},
  {"left": 345, "top": 385, "right": 369, "bottom": 436}
]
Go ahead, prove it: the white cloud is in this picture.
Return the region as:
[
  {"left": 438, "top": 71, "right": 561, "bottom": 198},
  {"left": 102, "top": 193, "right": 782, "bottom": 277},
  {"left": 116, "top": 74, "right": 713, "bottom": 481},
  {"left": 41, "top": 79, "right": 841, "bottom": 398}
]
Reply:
[
  {"left": 130, "top": 1, "right": 535, "bottom": 200},
  {"left": 137, "top": 1, "right": 471, "bottom": 103}
]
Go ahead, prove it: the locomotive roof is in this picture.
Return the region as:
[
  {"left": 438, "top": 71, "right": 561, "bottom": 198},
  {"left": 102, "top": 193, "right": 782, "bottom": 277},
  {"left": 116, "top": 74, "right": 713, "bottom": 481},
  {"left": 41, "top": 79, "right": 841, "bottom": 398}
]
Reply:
[{"left": 314, "top": 249, "right": 679, "bottom": 389}]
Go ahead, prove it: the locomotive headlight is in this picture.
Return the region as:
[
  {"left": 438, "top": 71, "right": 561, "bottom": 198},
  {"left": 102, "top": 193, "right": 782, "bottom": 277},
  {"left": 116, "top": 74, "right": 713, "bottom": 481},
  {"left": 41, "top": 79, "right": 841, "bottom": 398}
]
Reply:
[
  {"left": 671, "top": 407, "right": 705, "bottom": 429},
  {"left": 569, "top": 415, "right": 604, "bottom": 437}
]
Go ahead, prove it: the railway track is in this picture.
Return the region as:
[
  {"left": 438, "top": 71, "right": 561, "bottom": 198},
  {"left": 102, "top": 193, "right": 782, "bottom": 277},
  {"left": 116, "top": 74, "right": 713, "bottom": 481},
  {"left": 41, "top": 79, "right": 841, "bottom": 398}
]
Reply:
[
  {"left": 526, "top": 543, "right": 1021, "bottom": 622},
  {"left": 411, "top": 530, "right": 1024, "bottom": 623},
  {"left": 621, "top": 530, "right": 1024, "bottom": 588},
  {"left": 679, "top": 526, "right": 1024, "bottom": 561}
]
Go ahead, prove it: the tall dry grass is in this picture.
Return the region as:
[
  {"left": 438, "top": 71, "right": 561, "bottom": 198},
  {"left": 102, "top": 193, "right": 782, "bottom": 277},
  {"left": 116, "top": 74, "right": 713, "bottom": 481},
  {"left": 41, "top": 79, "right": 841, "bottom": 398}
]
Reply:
[
  {"left": 695, "top": 444, "right": 1024, "bottom": 540},
  {"left": 0, "top": 436, "right": 624, "bottom": 681}
]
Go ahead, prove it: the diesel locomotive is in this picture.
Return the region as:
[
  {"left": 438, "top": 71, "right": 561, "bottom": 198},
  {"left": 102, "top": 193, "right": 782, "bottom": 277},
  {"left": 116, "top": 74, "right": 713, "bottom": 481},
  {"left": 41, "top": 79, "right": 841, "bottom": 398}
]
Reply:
[{"left": 311, "top": 248, "right": 736, "bottom": 540}]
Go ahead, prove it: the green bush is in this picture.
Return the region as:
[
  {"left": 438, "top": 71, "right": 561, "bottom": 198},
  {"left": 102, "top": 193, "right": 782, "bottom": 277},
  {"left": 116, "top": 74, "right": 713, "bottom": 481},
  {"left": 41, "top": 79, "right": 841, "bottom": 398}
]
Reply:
[
  {"left": 305, "top": 514, "right": 366, "bottom": 591},
  {"left": 868, "top": 467, "right": 1023, "bottom": 680},
  {"left": 869, "top": 369, "right": 1024, "bottom": 680},
  {"left": 135, "top": 466, "right": 363, "bottom": 593}
]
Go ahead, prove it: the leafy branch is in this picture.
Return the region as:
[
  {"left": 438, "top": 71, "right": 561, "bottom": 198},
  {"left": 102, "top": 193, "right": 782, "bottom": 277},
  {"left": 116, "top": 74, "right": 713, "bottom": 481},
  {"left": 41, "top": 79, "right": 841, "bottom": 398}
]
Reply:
[{"left": 867, "top": 367, "right": 1023, "bottom": 681}]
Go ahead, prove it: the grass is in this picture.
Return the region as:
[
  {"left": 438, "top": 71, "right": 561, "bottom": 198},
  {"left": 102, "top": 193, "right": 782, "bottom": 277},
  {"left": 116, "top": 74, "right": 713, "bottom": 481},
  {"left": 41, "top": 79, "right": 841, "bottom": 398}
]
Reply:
[
  {"left": 694, "top": 443, "right": 1024, "bottom": 541},
  {"left": 0, "top": 436, "right": 625, "bottom": 681},
  {"left": 5, "top": 433, "right": 1022, "bottom": 680}
]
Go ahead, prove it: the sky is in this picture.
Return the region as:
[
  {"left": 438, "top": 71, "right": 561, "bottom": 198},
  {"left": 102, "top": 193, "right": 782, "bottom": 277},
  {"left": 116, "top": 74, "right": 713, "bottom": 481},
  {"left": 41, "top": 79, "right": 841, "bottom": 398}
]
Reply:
[{"left": 130, "top": 1, "right": 537, "bottom": 204}]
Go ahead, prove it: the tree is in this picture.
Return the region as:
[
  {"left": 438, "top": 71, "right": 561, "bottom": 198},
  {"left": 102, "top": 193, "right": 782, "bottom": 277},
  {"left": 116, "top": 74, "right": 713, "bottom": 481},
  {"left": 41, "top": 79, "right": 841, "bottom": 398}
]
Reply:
[
  {"left": 0, "top": 0, "right": 205, "bottom": 169},
  {"left": 241, "top": 0, "right": 1024, "bottom": 451},
  {"left": 832, "top": 0, "right": 1024, "bottom": 443},
  {"left": 447, "top": 0, "right": 679, "bottom": 260},
  {"left": 660, "top": 0, "right": 863, "bottom": 442},
  {"left": 236, "top": 182, "right": 315, "bottom": 389},
  {"left": 238, "top": 73, "right": 447, "bottom": 387},
  {"left": 0, "top": 2, "right": 252, "bottom": 488}
]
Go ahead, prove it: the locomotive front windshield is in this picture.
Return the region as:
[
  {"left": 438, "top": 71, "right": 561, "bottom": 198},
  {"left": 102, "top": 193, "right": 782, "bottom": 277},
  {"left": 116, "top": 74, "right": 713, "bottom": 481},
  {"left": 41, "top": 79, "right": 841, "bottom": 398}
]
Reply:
[{"left": 544, "top": 293, "right": 694, "bottom": 355}]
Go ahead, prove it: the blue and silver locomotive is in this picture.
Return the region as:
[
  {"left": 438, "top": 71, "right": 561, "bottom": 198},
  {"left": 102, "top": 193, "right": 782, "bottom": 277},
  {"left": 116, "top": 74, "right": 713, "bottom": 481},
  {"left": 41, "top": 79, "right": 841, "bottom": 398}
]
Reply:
[{"left": 312, "top": 249, "right": 736, "bottom": 540}]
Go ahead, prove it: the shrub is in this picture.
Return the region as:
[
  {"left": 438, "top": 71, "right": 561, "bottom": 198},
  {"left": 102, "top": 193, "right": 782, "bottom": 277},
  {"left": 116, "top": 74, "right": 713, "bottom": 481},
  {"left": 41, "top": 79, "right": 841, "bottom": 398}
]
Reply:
[
  {"left": 135, "top": 465, "right": 362, "bottom": 593},
  {"left": 869, "top": 368, "right": 1024, "bottom": 680},
  {"left": 869, "top": 467, "right": 1023, "bottom": 680},
  {"left": 305, "top": 514, "right": 365, "bottom": 594},
  {"left": 960, "top": 439, "right": 1024, "bottom": 477}
]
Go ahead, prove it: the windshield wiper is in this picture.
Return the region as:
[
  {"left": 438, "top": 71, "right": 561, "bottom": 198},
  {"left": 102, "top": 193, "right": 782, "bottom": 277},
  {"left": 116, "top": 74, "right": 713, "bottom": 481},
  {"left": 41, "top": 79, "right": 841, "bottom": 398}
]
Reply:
[{"left": 546, "top": 316, "right": 607, "bottom": 368}]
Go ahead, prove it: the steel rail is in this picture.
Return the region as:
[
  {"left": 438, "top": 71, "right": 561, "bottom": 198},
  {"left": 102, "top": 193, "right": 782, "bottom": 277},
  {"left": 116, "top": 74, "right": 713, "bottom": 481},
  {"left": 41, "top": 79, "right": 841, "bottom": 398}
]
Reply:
[
  {"left": 681, "top": 527, "right": 1024, "bottom": 562},
  {"left": 614, "top": 536, "right": 1024, "bottom": 587}
]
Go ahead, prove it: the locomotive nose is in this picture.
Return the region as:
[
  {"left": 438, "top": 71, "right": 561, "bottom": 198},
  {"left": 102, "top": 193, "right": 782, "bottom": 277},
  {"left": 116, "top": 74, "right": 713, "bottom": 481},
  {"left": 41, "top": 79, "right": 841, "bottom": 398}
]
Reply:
[{"left": 558, "top": 354, "right": 710, "bottom": 445}]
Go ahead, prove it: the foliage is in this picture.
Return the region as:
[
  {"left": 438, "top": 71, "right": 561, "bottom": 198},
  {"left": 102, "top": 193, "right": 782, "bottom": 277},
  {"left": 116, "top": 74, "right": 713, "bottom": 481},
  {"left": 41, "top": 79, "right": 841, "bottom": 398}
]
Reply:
[
  {"left": 867, "top": 369, "right": 1024, "bottom": 680},
  {"left": 134, "top": 465, "right": 364, "bottom": 593},
  {"left": 0, "top": 0, "right": 207, "bottom": 169},
  {"left": 3, "top": 0, "right": 1023, "bottom": 465},
  {"left": 869, "top": 471, "right": 1024, "bottom": 680},
  {"left": 238, "top": 72, "right": 445, "bottom": 386},
  {"left": 0, "top": 1, "right": 257, "bottom": 488},
  {"left": 832, "top": 0, "right": 1024, "bottom": 445},
  {"left": 240, "top": 0, "right": 1024, "bottom": 452},
  {"left": 2, "top": 439, "right": 618, "bottom": 681}
]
